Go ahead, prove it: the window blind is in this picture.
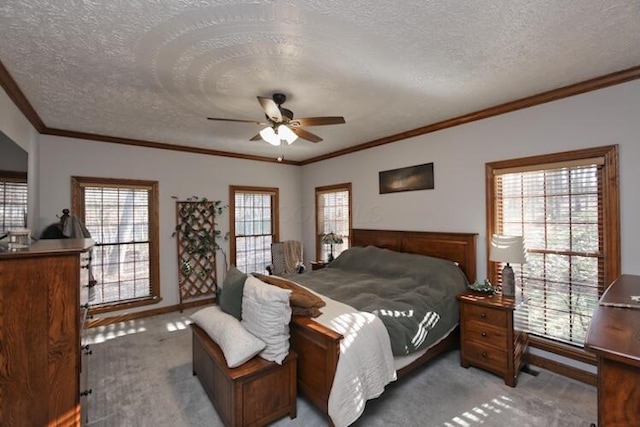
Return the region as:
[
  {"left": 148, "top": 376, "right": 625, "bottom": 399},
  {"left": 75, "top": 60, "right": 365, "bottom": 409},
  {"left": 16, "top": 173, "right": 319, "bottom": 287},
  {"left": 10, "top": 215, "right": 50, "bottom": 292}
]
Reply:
[
  {"left": 496, "top": 162, "right": 603, "bottom": 346},
  {"left": 233, "top": 190, "right": 275, "bottom": 274},
  {"left": 0, "top": 179, "right": 28, "bottom": 233},
  {"left": 83, "top": 185, "right": 152, "bottom": 305},
  {"left": 316, "top": 187, "right": 350, "bottom": 260}
]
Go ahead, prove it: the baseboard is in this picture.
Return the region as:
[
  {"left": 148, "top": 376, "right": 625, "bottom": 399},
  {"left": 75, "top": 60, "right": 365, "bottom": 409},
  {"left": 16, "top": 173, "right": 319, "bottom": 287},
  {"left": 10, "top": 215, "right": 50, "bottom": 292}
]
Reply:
[
  {"left": 86, "top": 297, "right": 215, "bottom": 328},
  {"left": 525, "top": 353, "right": 597, "bottom": 386}
]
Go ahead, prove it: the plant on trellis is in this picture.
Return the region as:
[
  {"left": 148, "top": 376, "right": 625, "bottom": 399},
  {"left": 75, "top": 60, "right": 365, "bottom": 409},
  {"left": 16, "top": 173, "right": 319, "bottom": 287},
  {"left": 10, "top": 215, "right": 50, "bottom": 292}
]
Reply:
[{"left": 172, "top": 195, "right": 228, "bottom": 310}]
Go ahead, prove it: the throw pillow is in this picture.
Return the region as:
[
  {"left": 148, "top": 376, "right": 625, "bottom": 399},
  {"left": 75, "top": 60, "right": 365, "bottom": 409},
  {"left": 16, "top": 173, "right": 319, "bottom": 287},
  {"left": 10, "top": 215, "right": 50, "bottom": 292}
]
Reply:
[
  {"left": 219, "top": 266, "right": 247, "bottom": 320},
  {"left": 241, "top": 275, "right": 292, "bottom": 364},
  {"left": 191, "top": 305, "right": 265, "bottom": 368}
]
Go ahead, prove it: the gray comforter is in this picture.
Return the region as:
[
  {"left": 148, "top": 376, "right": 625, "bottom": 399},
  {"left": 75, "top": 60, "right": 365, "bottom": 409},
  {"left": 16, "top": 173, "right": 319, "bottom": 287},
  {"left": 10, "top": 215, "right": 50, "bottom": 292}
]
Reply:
[{"left": 292, "top": 246, "right": 468, "bottom": 356}]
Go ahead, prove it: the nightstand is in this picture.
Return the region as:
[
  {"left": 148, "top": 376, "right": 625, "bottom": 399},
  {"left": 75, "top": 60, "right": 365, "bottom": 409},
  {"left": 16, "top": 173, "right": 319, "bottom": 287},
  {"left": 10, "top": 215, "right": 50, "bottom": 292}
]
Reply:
[
  {"left": 457, "top": 291, "right": 528, "bottom": 387},
  {"left": 310, "top": 261, "right": 327, "bottom": 271}
]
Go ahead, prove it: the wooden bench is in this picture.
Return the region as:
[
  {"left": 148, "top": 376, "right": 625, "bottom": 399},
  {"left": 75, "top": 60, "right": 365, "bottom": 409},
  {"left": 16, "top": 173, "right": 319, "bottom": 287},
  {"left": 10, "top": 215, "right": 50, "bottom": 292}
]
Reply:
[{"left": 191, "top": 324, "right": 297, "bottom": 427}]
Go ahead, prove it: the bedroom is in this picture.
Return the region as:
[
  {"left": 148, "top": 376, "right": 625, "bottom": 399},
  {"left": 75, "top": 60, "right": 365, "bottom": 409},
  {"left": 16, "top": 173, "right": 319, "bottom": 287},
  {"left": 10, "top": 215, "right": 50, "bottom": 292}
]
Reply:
[{"left": 1, "top": 1, "right": 640, "bottom": 426}]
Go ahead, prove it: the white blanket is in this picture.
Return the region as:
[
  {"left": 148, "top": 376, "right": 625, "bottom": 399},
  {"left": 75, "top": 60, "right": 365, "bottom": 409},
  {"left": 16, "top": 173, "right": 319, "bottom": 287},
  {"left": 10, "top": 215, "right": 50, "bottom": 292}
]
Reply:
[{"left": 311, "top": 293, "right": 397, "bottom": 427}]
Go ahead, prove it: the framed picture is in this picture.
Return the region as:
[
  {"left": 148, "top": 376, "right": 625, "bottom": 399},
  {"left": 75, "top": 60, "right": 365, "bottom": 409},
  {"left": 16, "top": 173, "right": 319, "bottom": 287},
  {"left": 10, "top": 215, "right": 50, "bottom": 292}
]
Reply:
[{"left": 379, "top": 162, "right": 434, "bottom": 194}]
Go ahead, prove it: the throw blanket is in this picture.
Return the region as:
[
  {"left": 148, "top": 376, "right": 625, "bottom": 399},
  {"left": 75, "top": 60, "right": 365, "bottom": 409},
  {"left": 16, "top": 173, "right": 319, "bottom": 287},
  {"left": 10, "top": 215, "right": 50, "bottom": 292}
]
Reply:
[
  {"left": 283, "top": 240, "right": 303, "bottom": 274},
  {"left": 252, "top": 273, "right": 325, "bottom": 317},
  {"left": 292, "top": 246, "right": 469, "bottom": 355},
  {"left": 309, "top": 289, "right": 396, "bottom": 427}
]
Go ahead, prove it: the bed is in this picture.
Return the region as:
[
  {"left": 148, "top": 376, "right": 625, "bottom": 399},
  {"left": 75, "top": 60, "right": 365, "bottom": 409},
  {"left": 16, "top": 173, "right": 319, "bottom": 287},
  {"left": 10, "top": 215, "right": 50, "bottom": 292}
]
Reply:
[{"left": 289, "top": 229, "right": 477, "bottom": 425}]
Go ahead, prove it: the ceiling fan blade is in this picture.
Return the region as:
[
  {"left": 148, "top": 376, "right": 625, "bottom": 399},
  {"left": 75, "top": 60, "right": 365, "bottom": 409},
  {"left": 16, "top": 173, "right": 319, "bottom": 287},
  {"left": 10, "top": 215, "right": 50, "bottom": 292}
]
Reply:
[
  {"left": 291, "top": 127, "right": 323, "bottom": 143},
  {"left": 207, "top": 117, "right": 267, "bottom": 125},
  {"left": 257, "top": 96, "right": 283, "bottom": 122},
  {"left": 249, "top": 133, "right": 262, "bottom": 141},
  {"left": 290, "top": 116, "right": 346, "bottom": 127}
]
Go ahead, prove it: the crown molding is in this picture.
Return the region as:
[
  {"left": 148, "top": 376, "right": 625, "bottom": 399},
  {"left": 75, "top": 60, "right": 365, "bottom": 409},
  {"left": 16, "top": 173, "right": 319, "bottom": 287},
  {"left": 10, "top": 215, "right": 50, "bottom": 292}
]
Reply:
[
  {"left": 300, "top": 65, "right": 640, "bottom": 165},
  {"left": 41, "top": 127, "right": 301, "bottom": 165},
  {"left": 0, "top": 60, "right": 46, "bottom": 132},
  {"left": 2, "top": 58, "right": 639, "bottom": 166}
]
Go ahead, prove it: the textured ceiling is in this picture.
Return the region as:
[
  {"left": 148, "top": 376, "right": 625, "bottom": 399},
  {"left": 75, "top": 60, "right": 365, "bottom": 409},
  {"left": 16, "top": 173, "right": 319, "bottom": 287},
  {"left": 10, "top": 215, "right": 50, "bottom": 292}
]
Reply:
[{"left": 1, "top": 1, "right": 640, "bottom": 162}]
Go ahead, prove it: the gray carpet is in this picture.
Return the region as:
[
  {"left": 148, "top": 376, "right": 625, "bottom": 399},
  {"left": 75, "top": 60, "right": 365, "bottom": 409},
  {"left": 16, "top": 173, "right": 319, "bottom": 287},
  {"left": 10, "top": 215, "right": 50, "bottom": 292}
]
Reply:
[{"left": 84, "top": 309, "right": 597, "bottom": 427}]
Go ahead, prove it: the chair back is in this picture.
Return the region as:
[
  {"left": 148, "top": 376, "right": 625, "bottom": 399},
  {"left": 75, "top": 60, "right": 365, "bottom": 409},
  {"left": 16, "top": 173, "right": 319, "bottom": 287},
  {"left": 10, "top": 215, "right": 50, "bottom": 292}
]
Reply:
[{"left": 270, "top": 240, "right": 304, "bottom": 275}]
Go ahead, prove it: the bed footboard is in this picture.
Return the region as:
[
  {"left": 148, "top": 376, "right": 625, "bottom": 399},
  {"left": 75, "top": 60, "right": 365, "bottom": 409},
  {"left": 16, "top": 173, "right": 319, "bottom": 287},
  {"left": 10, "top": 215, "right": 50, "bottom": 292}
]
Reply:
[{"left": 290, "top": 316, "right": 343, "bottom": 416}]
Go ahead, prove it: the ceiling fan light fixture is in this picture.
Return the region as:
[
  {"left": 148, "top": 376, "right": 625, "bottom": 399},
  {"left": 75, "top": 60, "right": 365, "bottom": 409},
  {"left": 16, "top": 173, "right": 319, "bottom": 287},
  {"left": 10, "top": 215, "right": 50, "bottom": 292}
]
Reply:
[
  {"left": 277, "top": 124, "right": 298, "bottom": 145},
  {"left": 259, "top": 126, "right": 281, "bottom": 146}
]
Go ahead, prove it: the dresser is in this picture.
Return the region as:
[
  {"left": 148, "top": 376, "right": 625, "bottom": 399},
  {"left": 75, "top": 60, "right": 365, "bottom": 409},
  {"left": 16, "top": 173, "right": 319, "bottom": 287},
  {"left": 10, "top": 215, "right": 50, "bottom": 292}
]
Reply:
[
  {"left": 458, "top": 291, "right": 528, "bottom": 386},
  {"left": 585, "top": 274, "right": 640, "bottom": 427},
  {"left": 0, "top": 238, "right": 95, "bottom": 426}
]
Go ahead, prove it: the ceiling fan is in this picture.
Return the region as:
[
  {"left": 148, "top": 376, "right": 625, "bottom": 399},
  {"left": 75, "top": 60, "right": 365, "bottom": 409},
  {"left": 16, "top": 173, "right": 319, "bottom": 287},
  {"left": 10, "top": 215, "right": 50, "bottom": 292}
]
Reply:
[{"left": 207, "top": 93, "right": 345, "bottom": 146}]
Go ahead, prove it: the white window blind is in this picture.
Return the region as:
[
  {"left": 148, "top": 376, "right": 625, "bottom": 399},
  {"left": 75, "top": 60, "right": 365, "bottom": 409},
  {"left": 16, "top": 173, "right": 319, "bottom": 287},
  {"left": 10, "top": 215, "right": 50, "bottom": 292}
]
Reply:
[
  {"left": 496, "top": 162, "right": 602, "bottom": 346},
  {"left": 0, "top": 178, "right": 28, "bottom": 234},
  {"left": 316, "top": 186, "right": 350, "bottom": 261},
  {"left": 83, "top": 185, "right": 152, "bottom": 305},
  {"left": 233, "top": 190, "right": 275, "bottom": 274}
]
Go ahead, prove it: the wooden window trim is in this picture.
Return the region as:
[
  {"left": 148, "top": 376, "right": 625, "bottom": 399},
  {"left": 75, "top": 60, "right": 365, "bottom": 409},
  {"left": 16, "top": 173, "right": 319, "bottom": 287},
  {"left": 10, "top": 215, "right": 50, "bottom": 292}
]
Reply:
[
  {"left": 229, "top": 185, "right": 280, "bottom": 268},
  {"left": 72, "top": 176, "right": 161, "bottom": 313},
  {"left": 315, "top": 182, "right": 352, "bottom": 260},
  {"left": 485, "top": 145, "right": 620, "bottom": 357}
]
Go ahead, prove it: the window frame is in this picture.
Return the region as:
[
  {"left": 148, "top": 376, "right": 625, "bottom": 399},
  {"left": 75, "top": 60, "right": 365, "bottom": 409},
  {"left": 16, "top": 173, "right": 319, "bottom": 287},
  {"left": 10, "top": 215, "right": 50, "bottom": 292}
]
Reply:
[
  {"left": 485, "top": 145, "right": 620, "bottom": 357},
  {"left": 72, "top": 176, "right": 161, "bottom": 314},
  {"left": 315, "top": 183, "right": 352, "bottom": 261},
  {"left": 229, "top": 185, "right": 280, "bottom": 273}
]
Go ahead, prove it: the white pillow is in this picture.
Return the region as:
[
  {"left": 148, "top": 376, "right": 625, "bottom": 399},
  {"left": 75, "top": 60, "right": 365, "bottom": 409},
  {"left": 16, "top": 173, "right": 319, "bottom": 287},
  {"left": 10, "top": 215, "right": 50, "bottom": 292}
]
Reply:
[
  {"left": 241, "top": 275, "right": 292, "bottom": 364},
  {"left": 191, "top": 306, "right": 265, "bottom": 368}
]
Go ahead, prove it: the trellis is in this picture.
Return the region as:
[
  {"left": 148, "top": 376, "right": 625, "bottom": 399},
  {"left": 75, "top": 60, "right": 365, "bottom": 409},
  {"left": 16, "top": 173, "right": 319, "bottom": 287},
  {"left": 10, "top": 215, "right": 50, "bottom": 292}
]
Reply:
[{"left": 175, "top": 198, "right": 224, "bottom": 310}]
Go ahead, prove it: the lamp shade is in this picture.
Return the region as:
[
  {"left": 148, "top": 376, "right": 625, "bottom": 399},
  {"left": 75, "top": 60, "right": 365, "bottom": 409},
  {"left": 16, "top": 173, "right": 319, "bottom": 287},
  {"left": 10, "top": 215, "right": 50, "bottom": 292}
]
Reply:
[
  {"left": 489, "top": 235, "right": 526, "bottom": 264},
  {"left": 277, "top": 124, "right": 298, "bottom": 145},
  {"left": 321, "top": 232, "right": 343, "bottom": 245},
  {"left": 259, "top": 126, "right": 281, "bottom": 146}
]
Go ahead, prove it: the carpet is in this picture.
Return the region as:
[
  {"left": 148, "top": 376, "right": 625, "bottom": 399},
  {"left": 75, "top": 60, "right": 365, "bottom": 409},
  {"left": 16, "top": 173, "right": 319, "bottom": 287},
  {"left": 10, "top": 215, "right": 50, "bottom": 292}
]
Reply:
[{"left": 84, "top": 308, "right": 597, "bottom": 427}]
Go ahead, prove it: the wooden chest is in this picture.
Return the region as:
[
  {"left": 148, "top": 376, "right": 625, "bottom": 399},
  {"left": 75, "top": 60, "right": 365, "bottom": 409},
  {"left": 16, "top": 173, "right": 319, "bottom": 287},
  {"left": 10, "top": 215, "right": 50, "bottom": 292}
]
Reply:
[{"left": 191, "top": 324, "right": 297, "bottom": 427}]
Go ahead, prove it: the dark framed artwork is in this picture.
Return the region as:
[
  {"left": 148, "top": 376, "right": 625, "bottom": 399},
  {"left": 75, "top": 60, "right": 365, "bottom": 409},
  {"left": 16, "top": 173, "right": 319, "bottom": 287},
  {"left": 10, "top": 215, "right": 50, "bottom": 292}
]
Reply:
[{"left": 379, "top": 162, "right": 434, "bottom": 194}]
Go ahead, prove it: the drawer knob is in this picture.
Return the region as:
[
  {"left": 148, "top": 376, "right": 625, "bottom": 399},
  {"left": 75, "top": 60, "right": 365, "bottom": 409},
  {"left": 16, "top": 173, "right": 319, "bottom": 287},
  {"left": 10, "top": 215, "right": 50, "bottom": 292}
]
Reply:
[
  {"left": 481, "top": 351, "right": 488, "bottom": 358},
  {"left": 481, "top": 332, "right": 487, "bottom": 337},
  {"left": 480, "top": 313, "right": 487, "bottom": 318}
]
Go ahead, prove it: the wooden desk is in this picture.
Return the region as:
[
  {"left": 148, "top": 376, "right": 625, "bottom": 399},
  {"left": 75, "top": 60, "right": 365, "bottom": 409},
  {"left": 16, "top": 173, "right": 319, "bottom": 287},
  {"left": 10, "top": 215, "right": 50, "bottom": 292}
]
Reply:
[{"left": 585, "top": 274, "right": 640, "bottom": 427}]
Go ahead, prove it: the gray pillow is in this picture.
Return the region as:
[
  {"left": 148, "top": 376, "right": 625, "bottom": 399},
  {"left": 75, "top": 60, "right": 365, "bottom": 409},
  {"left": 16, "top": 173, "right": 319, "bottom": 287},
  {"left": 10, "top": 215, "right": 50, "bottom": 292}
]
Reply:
[{"left": 219, "top": 266, "right": 247, "bottom": 320}]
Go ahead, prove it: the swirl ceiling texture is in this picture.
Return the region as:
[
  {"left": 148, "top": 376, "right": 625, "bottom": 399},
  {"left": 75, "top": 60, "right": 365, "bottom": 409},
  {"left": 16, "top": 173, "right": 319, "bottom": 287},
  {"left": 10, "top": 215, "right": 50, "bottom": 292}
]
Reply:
[{"left": 1, "top": 1, "right": 639, "bottom": 162}]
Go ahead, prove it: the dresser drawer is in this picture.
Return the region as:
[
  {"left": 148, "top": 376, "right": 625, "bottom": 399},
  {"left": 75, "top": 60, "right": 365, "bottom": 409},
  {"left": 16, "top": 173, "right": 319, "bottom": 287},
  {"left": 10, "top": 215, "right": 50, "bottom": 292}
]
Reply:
[
  {"left": 464, "top": 303, "right": 507, "bottom": 328},
  {"left": 465, "top": 320, "right": 508, "bottom": 349},
  {"left": 464, "top": 340, "right": 508, "bottom": 371}
]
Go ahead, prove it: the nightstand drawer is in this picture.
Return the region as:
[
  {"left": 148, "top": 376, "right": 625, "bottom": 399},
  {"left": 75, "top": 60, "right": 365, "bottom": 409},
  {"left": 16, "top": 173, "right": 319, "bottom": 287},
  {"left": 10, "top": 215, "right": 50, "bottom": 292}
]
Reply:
[
  {"left": 465, "top": 320, "right": 508, "bottom": 349},
  {"left": 464, "top": 304, "right": 507, "bottom": 328},
  {"left": 464, "top": 340, "right": 508, "bottom": 369}
]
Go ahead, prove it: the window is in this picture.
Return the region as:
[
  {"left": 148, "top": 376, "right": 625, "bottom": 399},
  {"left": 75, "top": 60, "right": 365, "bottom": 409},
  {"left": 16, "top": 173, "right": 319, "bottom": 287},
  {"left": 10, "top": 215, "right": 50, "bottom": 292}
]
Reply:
[
  {"left": 229, "top": 186, "right": 279, "bottom": 274},
  {"left": 72, "top": 177, "right": 160, "bottom": 312},
  {"left": 486, "top": 146, "right": 619, "bottom": 349},
  {"left": 316, "top": 183, "right": 352, "bottom": 262},
  {"left": 0, "top": 171, "right": 28, "bottom": 234}
]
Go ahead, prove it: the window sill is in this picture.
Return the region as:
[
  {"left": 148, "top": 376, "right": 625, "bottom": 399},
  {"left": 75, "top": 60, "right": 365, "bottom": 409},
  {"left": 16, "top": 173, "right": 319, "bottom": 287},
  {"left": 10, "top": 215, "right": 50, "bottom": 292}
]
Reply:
[
  {"left": 88, "top": 296, "right": 162, "bottom": 315},
  {"left": 528, "top": 335, "right": 597, "bottom": 366}
]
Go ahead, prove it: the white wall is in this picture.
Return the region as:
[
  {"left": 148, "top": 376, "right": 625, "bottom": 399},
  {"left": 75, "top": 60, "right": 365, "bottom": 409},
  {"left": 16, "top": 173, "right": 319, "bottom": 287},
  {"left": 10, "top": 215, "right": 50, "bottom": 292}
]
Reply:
[
  {"left": 301, "top": 80, "right": 640, "bottom": 279},
  {"left": 38, "top": 135, "right": 304, "bottom": 314}
]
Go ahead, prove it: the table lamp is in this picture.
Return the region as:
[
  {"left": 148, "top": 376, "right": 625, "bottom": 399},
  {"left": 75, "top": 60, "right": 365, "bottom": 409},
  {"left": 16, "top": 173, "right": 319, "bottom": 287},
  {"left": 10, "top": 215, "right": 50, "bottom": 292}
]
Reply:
[
  {"left": 322, "top": 232, "right": 343, "bottom": 262},
  {"left": 489, "top": 235, "right": 526, "bottom": 296}
]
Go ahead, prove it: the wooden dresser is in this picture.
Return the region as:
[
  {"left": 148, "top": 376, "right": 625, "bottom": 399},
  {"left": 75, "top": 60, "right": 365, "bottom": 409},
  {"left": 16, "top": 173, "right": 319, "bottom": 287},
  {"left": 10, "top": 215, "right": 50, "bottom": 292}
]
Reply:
[
  {"left": 0, "top": 238, "right": 94, "bottom": 426},
  {"left": 458, "top": 291, "right": 528, "bottom": 387},
  {"left": 585, "top": 274, "right": 640, "bottom": 427}
]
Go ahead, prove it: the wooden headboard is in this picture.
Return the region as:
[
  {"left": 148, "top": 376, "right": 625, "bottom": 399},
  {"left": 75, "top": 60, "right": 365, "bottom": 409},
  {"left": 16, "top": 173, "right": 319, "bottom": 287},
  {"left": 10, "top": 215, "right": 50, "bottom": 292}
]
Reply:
[{"left": 351, "top": 229, "right": 478, "bottom": 282}]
